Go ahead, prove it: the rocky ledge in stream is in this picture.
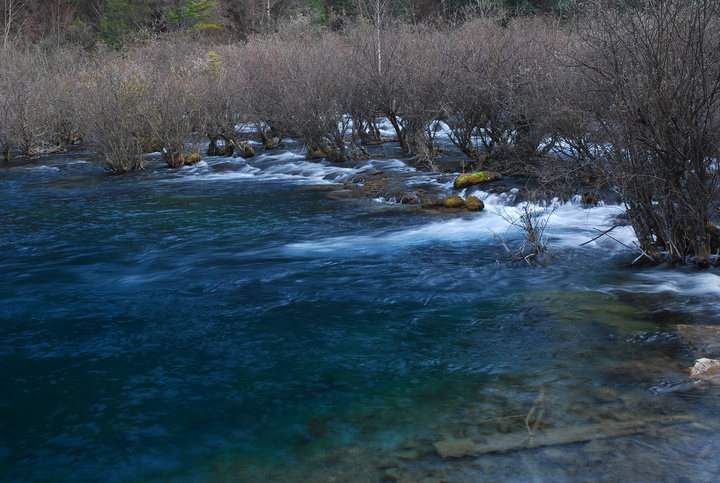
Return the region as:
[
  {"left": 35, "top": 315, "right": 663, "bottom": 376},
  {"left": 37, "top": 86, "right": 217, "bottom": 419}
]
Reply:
[
  {"left": 334, "top": 169, "right": 429, "bottom": 205},
  {"left": 325, "top": 164, "right": 507, "bottom": 213}
]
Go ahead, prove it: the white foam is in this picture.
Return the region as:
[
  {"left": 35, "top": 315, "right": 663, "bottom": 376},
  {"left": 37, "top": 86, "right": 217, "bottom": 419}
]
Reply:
[
  {"left": 184, "top": 165, "right": 260, "bottom": 181},
  {"left": 283, "top": 199, "right": 632, "bottom": 257},
  {"left": 629, "top": 271, "right": 720, "bottom": 297},
  {"left": 23, "top": 165, "right": 60, "bottom": 172},
  {"left": 376, "top": 118, "right": 397, "bottom": 137},
  {"left": 260, "top": 161, "right": 363, "bottom": 184}
]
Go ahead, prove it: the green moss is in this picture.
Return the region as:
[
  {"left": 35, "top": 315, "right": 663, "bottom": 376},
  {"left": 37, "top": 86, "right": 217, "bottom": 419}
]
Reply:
[
  {"left": 453, "top": 171, "right": 501, "bottom": 189},
  {"left": 455, "top": 174, "right": 470, "bottom": 187},
  {"left": 469, "top": 172, "right": 487, "bottom": 183},
  {"left": 306, "top": 148, "right": 327, "bottom": 160},
  {"left": 444, "top": 195, "right": 465, "bottom": 208},
  {"left": 240, "top": 144, "right": 255, "bottom": 158},
  {"left": 185, "top": 153, "right": 202, "bottom": 165},
  {"left": 465, "top": 195, "right": 484, "bottom": 211}
]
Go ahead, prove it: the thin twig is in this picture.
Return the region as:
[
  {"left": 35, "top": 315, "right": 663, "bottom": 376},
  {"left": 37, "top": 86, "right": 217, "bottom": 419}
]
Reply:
[
  {"left": 580, "top": 225, "right": 620, "bottom": 246},
  {"left": 525, "top": 388, "right": 545, "bottom": 446}
]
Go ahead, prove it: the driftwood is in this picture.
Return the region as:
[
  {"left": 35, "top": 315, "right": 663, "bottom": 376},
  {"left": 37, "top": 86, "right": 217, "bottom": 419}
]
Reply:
[{"left": 433, "top": 415, "right": 697, "bottom": 458}]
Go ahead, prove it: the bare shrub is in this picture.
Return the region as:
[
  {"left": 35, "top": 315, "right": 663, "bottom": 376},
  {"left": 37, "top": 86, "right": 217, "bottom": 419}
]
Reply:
[
  {"left": 146, "top": 65, "right": 202, "bottom": 167},
  {"left": 398, "top": 26, "right": 449, "bottom": 167},
  {"left": 349, "top": 23, "right": 414, "bottom": 153},
  {"left": 543, "top": 31, "right": 608, "bottom": 176},
  {"left": 41, "top": 46, "right": 86, "bottom": 153},
  {"left": 442, "top": 16, "right": 561, "bottom": 169},
  {"left": 502, "top": 18, "right": 563, "bottom": 159},
  {"left": 81, "top": 60, "right": 151, "bottom": 172},
  {"left": 197, "top": 47, "right": 250, "bottom": 157},
  {"left": 0, "top": 47, "right": 24, "bottom": 161},
  {"left": 242, "top": 36, "right": 297, "bottom": 148},
  {"left": 0, "top": 45, "right": 59, "bottom": 160},
  {"left": 496, "top": 202, "right": 555, "bottom": 263},
  {"left": 442, "top": 17, "right": 501, "bottom": 165},
  {"left": 280, "top": 34, "right": 358, "bottom": 161},
  {"left": 580, "top": 0, "right": 720, "bottom": 265}
]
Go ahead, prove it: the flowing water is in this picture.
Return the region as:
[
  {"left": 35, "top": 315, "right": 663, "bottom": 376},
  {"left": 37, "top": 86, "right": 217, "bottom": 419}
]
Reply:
[{"left": 2, "top": 148, "right": 720, "bottom": 482}]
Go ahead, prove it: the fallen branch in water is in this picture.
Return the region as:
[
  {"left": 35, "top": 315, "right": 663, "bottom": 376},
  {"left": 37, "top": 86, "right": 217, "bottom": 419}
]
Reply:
[
  {"left": 580, "top": 225, "right": 658, "bottom": 264},
  {"left": 432, "top": 414, "right": 697, "bottom": 458},
  {"left": 580, "top": 225, "right": 620, "bottom": 246}
]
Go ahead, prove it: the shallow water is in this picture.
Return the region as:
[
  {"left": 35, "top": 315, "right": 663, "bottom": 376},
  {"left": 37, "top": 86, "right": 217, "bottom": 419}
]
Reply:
[{"left": 2, "top": 151, "right": 720, "bottom": 482}]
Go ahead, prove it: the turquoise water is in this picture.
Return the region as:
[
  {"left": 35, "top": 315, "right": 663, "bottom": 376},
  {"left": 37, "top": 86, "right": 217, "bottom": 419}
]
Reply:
[{"left": 3, "top": 151, "right": 720, "bottom": 482}]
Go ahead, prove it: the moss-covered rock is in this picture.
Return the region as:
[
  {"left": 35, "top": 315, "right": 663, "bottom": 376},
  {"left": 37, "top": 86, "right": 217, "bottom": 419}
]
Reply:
[
  {"left": 185, "top": 153, "right": 202, "bottom": 165},
  {"left": 443, "top": 195, "right": 465, "bottom": 208},
  {"left": 306, "top": 148, "right": 327, "bottom": 160},
  {"left": 422, "top": 195, "right": 469, "bottom": 209},
  {"left": 453, "top": 171, "right": 502, "bottom": 190},
  {"left": 465, "top": 195, "right": 485, "bottom": 211},
  {"left": 238, "top": 142, "right": 255, "bottom": 158}
]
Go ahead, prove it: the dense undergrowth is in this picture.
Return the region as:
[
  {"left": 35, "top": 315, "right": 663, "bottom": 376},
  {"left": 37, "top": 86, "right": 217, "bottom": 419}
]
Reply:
[{"left": 2, "top": 0, "right": 720, "bottom": 265}]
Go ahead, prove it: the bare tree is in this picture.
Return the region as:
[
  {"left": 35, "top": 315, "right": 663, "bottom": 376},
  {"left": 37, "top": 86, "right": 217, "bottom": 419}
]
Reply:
[
  {"left": 0, "top": 48, "right": 20, "bottom": 160},
  {"left": 357, "top": 0, "right": 393, "bottom": 77},
  {"left": 2, "top": 0, "right": 26, "bottom": 47},
  {"left": 81, "top": 61, "right": 151, "bottom": 172},
  {"left": 145, "top": 65, "right": 201, "bottom": 167},
  {"left": 349, "top": 23, "right": 422, "bottom": 154},
  {"left": 282, "top": 34, "right": 364, "bottom": 161},
  {"left": 442, "top": 17, "right": 499, "bottom": 165},
  {"left": 197, "top": 45, "right": 255, "bottom": 157},
  {"left": 0, "top": 46, "right": 54, "bottom": 160},
  {"left": 242, "top": 35, "right": 300, "bottom": 149},
  {"left": 580, "top": 0, "right": 720, "bottom": 265}
]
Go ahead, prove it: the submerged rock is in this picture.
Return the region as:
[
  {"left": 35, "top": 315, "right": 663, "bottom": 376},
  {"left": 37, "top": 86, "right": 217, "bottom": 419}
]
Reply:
[
  {"left": 433, "top": 438, "right": 478, "bottom": 458},
  {"left": 342, "top": 170, "right": 426, "bottom": 204},
  {"left": 689, "top": 358, "right": 720, "bottom": 384},
  {"left": 591, "top": 386, "right": 620, "bottom": 403},
  {"left": 453, "top": 171, "right": 502, "bottom": 190},
  {"left": 391, "top": 192, "right": 421, "bottom": 204},
  {"left": 677, "top": 324, "right": 720, "bottom": 356}
]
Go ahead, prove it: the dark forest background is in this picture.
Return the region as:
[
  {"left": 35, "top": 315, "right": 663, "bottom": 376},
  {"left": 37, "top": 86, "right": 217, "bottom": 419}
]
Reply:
[{"left": 2, "top": 0, "right": 576, "bottom": 47}]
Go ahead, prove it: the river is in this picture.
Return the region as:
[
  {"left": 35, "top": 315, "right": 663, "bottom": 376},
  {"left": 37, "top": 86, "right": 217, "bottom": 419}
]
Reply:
[{"left": 2, "top": 146, "right": 720, "bottom": 482}]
